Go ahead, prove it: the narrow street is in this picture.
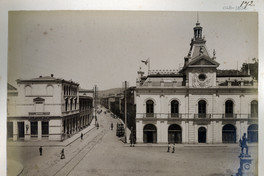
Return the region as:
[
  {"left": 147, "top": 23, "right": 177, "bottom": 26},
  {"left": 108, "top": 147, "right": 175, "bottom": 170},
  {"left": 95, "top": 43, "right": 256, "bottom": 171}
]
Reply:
[{"left": 8, "top": 107, "right": 258, "bottom": 176}]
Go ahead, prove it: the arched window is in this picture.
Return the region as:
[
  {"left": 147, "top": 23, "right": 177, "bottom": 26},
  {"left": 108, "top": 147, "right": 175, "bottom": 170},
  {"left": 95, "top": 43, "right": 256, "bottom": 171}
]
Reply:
[
  {"left": 70, "top": 98, "right": 73, "bottom": 111},
  {"left": 171, "top": 100, "right": 179, "bottom": 118},
  {"left": 198, "top": 100, "right": 206, "bottom": 118},
  {"left": 146, "top": 100, "right": 154, "bottom": 117},
  {"left": 47, "top": 85, "right": 53, "bottom": 95},
  {"left": 25, "top": 85, "right": 32, "bottom": 96},
  {"left": 65, "top": 98, "right": 68, "bottom": 111},
  {"left": 225, "top": 100, "right": 234, "bottom": 118},
  {"left": 251, "top": 100, "right": 258, "bottom": 118}
]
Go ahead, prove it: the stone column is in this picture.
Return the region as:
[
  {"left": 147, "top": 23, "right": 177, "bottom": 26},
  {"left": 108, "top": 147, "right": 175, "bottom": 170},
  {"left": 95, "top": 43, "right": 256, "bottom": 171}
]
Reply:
[
  {"left": 38, "top": 120, "right": 42, "bottom": 140},
  {"left": 13, "top": 120, "right": 18, "bottom": 141}
]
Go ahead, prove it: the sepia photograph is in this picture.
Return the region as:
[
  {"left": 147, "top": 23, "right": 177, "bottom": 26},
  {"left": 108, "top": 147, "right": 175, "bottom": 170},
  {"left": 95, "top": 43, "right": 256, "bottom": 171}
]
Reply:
[{"left": 5, "top": 10, "right": 260, "bottom": 176}]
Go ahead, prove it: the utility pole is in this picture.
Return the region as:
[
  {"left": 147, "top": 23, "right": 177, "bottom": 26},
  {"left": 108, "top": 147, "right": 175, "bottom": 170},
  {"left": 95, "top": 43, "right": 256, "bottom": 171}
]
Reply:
[
  {"left": 94, "top": 85, "right": 97, "bottom": 125},
  {"left": 124, "top": 81, "right": 127, "bottom": 143}
]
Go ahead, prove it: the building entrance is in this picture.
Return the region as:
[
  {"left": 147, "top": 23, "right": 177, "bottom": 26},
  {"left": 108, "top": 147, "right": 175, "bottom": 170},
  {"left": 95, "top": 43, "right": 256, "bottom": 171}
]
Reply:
[
  {"left": 222, "top": 124, "right": 236, "bottom": 143},
  {"left": 248, "top": 124, "right": 258, "bottom": 143},
  {"left": 168, "top": 124, "right": 182, "bottom": 143},
  {"left": 143, "top": 124, "right": 157, "bottom": 143},
  {"left": 198, "top": 127, "right": 206, "bottom": 143},
  {"left": 7, "top": 122, "right": 13, "bottom": 139},
  {"left": 18, "top": 122, "right": 25, "bottom": 139}
]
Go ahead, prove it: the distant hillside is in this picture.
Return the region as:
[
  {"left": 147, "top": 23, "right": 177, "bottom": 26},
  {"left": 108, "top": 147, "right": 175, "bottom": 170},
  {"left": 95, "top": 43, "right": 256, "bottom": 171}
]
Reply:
[{"left": 98, "top": 88, "right": 124, "bottom": 98}]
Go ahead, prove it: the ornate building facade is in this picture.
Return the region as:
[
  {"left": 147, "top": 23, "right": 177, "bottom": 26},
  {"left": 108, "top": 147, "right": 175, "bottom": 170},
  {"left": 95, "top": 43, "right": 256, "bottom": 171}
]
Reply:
[
  {"left": 135, "top": 21, "right": 258, "bottom": 144},
  {"left": 7, "top": 75, "right": 93, "bottom": 141}
]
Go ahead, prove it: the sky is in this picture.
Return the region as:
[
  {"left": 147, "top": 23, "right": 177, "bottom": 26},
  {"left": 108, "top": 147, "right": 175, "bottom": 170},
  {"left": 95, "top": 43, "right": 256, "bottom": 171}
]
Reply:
[{"left": 8, "top": 11, "right": 258, "bottom": 90}]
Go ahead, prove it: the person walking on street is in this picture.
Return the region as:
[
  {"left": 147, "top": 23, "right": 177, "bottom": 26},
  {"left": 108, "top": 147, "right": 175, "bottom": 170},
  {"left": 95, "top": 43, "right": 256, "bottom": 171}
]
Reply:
[
  {"left": 167, "top": 143, "right": 171, "bottom": 152},
  {"left": 61, "top": 148, "right": 65, "bottom": 159},
  {"left": 39, "top": 146, "right": 43, "bottom": 156},
  {"left": 111, "top": 122, "right": 113, "bottom": 130},
  {"left": 97, "top": 122, "right": 99, "bottom": 129},
  {"left": 81, "top": 133, "right": 83, "bottom": 140},
  {"left": 172, "top": 143, "right": 175, "bottom": 153},
  {"left": 129, "top": 127, "right": 135, "bottom": 147}
]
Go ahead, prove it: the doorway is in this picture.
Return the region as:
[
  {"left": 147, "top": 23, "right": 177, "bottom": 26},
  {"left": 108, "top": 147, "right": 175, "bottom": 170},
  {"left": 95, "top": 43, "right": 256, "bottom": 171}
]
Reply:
[{"left": 198, "top": 127, "right": 206, "bottom": 143}]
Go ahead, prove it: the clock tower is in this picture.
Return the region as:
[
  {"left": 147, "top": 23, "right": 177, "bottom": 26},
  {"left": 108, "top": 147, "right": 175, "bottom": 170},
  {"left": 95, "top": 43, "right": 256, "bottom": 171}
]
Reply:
[{"left": 180, "top": 19, "right": 219, "bottom": 88}]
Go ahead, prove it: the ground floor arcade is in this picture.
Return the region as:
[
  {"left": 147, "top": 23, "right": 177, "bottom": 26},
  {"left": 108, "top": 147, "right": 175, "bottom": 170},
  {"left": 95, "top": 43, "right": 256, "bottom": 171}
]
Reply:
[{"left": 136, "top": 120, "right": 258, "bottom": 144}]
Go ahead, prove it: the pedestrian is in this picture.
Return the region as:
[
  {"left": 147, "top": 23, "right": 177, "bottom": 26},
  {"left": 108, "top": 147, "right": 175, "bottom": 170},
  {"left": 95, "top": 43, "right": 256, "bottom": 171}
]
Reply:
[
  {"left": 61, "top": 148, "right": 65, "bottom": 159},
  {"left": 111, "top": 122, "right": 113, "bottom": 130},
  {"left": 129, "top": 127, "right": 135, "bottom": 147},
  {"left": 39, "top": 146, "right": 43, "bottom": 156},
  {"left": 172, "top": 143, "right": 175, "bottom": 153},
  {"left": 97, "top": 122, "right": 99, "bottom": 129},
  {"left": 81, "top": 133, "right": 83, "bottom": 140},
  {"left": 167, "top": 143, "right": 171, "bottom": 152}
]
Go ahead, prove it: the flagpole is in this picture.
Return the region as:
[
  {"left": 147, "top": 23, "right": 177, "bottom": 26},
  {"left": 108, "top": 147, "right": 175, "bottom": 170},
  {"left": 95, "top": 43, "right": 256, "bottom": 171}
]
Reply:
[{"left": 148, "top": 58, "right": 150, "bottom": 75}]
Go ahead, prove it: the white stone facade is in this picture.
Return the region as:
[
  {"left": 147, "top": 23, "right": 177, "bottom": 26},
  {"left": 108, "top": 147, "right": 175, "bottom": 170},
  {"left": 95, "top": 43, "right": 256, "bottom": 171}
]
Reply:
[
  {"left": 7, "top": 75, "right": 94, "bottom": 141},
  {"left": 135, "top": 21, "right": 258, "bottom": 144}
]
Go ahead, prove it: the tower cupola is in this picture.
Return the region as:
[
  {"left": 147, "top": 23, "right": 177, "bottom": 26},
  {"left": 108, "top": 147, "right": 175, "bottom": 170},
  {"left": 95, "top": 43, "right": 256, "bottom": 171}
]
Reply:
[{"left": 194, "top": 19, "right": 203, "bottom": 40}]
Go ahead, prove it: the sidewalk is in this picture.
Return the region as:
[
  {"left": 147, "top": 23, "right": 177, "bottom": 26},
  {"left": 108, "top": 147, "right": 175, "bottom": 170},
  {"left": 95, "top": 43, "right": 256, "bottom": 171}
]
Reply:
[
  {"left": 7, "top": 118, "right": 96, "bottom": 147},
  {"left": 123, "top": 143, "right": 258, "bottom": 148}
]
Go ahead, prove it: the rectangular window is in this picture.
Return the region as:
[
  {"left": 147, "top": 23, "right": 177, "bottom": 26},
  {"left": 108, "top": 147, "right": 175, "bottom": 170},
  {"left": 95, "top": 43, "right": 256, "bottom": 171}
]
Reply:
[
  {"left": 42, "top": 121, "right": 49, "bottom": 135},
  {"left": 31, "top": 121, "right": 38, "bottom": 136}
]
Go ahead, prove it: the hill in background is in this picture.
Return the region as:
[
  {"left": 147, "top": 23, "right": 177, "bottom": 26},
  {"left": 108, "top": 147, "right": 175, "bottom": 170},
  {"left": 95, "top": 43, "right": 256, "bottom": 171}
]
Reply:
[{"left": 98, "top": 88, "right": 124, "bottom": 98}]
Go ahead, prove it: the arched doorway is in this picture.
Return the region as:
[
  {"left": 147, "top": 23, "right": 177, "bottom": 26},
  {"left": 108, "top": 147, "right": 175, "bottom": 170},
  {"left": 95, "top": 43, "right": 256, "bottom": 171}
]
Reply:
[
  {"left": 198, "top": 127, "right": 206, "bottom": 143},
  {"left": 222, "top": 124, "right": 236, "bottom": 143},
  {"left": 168, "top": 124, "right": 182, "bottom": 144},
  {"left": 248, "top": 124, "right": 258, "bottom": 143},
  {"left": 143, "top": 124, "right": 157, "bottom": 143}
]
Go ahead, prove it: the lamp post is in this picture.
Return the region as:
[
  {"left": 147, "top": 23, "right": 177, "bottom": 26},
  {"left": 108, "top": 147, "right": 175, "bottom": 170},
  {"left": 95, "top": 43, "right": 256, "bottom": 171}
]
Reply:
[{"left": 122, "top": 81, "right": 128, "bottom": 143}]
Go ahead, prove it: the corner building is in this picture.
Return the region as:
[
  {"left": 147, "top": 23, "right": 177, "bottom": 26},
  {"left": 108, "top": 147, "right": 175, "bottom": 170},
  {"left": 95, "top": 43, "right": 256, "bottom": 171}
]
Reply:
[
  {"left": 135, "top": 21, "right": 258, "bottom": 144},
  {"left": 7, "top": 75, "right": 81, "bottom": 141}
]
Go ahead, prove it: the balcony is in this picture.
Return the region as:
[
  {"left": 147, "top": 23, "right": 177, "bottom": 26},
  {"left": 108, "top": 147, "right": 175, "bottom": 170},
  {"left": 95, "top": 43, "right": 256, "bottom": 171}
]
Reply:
[
  {"left": 248, "top": 113, "right": 258, "bottom": 119},
  {"left": 168, "top": 113, "right": 182, "bottom": 118},
  {"left": 137, "top": 113, "right": 183, "bottom": 119},
  {"left": 222, "top": 113, "right": 237, "bottom": 118},
  {"left": 194, "top": 113, "right": 211, "bottom": 119},
  {"left": 29, "top": 112, "right": 50, "bottom": 115}
]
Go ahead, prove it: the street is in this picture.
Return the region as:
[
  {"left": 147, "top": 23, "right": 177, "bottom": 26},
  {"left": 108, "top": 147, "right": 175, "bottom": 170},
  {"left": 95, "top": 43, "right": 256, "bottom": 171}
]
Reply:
[{"left": 7, "top": 107, "right": 258, "bottom": 176}]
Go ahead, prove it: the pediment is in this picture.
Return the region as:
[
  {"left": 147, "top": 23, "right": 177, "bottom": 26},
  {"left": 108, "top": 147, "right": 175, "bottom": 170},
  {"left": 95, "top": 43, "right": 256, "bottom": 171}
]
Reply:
[
  {"left": 33, "top": 97, "right": 45, "bottom": 102},
  {"left": 188, "top": 55, "right": 219, "bottom": 67}
]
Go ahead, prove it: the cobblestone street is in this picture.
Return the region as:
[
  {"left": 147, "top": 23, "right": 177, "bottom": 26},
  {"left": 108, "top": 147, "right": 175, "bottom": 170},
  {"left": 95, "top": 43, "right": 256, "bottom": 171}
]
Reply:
[{"left": 7, "top": 107, "right": 258, "bottom": 176}]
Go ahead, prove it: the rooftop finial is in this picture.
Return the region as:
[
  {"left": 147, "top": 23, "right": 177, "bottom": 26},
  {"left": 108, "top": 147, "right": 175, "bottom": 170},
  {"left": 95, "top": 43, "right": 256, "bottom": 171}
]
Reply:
[
  {"left": 197, "top": 12, "right": 199, "bottom": 23},
  {"left": 213, "top": 49, "right": 216, "bottom": 57}
]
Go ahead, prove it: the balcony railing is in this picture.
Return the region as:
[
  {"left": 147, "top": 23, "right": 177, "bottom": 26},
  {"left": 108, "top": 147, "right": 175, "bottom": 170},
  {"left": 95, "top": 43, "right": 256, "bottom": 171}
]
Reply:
[
  {"left": 248, "top": 113, "right": 258, "bottom": 119},
  {"left": 194, "top": 113, "right": 211, "bottom": 119},
  {"left": 137, "top": 113, "right": 183, "bottom": 119},
  {"left": 29, "top": 112, "right": 50, "bottom": 115},
  {"left": 137, "top": 113, "right": 255, "bottom": 119},
  {"left": 222, "top": 113, "right": 237, "bottom": 118},
  {"left": 168, "top": 113, "right": 182, "bottom": 118}
]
